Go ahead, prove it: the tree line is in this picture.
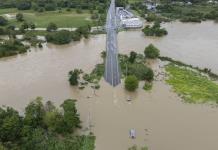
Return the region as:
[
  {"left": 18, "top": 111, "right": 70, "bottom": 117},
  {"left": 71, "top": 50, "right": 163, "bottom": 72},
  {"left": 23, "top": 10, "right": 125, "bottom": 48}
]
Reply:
[
  {"left": 0, "top": 0, "right": 128, "bottom": 11},
  {"left": 0, "top": 97, "right": 95, "bottom": 150}
]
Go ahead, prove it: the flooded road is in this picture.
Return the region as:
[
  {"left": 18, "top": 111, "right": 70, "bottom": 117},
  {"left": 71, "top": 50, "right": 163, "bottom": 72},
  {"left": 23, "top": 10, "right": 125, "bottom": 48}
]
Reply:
[{"left": 0, "top": 21, "right": 218, "bottom": 150}]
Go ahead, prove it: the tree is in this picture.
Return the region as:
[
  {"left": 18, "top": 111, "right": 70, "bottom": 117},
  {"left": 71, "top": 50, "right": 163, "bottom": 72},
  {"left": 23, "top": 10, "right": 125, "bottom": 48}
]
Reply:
[
  {"left": 60, "top": 99, "right": 81, "bottom": 133},
  {"left": 125, "top": 75, "right": 139, "bottom": 91},
  {"left": 68, "top": 69, "right": 80, "bottom": 86},
  {"left": 46, "top": 22, "right": 57, "bottom": 32},
  {"left": 0, "top": 107, "right": 22, "bottom": 143},
  {"left": 45, "top": 3, "right": 56, "bottom": 11},
  {"left": 30, "top": 23, "right": 36, "bottom": 30},
  {"left": 144, "top": 44, "right": 160, "bottom": 59},
  {"left": 17, "top": 1, "right": 31, "bottom": 10},
  {"left": 129, "top": 51, "right": 137, "bottom": 63},
  {"left": 24, "top": 97, "right": 46, "bottom": 128},
  {"left": 0, "top": 16, "right": 8, "bottom": 26},
  {"left": 21, "top": 21, "right": 29, "bottom": 30},
  {"left": 16, "top": 13, "right": 24, "bottom": 22}
]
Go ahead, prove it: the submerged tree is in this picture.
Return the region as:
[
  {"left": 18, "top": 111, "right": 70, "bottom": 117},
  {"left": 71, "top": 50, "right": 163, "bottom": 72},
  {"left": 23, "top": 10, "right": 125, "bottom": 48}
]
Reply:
[
  {"left": 129, "top": 51, "right": 137, "bottom": 63},
  {"left": 69, "top": 69, "right": 80, "bottom": 86},
  {"left": 125, "top": 75, "right": 139, "bottom": 91},
  {"left": 144, "top": 44, "right": 160, "bottom": 59}
]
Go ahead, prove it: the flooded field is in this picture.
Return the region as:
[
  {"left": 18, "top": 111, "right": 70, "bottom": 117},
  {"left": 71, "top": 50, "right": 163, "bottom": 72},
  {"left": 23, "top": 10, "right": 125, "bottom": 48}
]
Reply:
[{"left": 0, "top": 21, "right": 218, "bottom": 150}]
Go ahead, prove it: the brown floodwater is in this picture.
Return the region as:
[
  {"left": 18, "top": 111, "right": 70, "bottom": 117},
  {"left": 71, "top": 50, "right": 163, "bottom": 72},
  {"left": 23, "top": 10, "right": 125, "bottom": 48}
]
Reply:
[{"left": 0, "top": 21, "right": 218, "bottom": 150}]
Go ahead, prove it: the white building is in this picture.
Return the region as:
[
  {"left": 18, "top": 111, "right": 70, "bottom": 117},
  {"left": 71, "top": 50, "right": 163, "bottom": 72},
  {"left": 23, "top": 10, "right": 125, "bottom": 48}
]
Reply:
[
  {"left": 116, "top": 7, "right": 143, "bottom": 29},
  {"left": 121, "top": 18, "right": 143, "bottom": 28}
]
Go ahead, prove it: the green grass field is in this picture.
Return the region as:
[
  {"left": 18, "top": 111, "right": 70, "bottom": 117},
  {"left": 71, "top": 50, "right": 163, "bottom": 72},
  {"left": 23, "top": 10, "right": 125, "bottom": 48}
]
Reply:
[
  {"left": 166, "top": 64, "right": 218, "bottom": 104},
  {"left": 0, "top": 8, "right": 92, "bottom": 28},
  {"left": 128, "top": 0, "right": 143, "bottom": 3}
]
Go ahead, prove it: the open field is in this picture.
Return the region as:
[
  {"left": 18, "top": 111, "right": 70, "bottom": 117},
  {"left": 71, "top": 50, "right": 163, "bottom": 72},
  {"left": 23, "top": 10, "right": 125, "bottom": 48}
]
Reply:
[
  {"left": 128, "top": 0, "right": 143, "bottom": 3},
  {"left": 0, "top": 8, "right": 92, "bottom": 28},
  {"left": 166, "top": 64, "right": 218, "bottom": 103}
]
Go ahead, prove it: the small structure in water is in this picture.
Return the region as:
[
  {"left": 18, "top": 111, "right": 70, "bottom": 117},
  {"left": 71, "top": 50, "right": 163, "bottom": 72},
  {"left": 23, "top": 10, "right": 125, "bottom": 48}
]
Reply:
[
  {"left": 129, "top": 129, "right": 136, "bottom": 139},
  {"left": 127, "top": 96, "right": 132, "bottom": 101}
]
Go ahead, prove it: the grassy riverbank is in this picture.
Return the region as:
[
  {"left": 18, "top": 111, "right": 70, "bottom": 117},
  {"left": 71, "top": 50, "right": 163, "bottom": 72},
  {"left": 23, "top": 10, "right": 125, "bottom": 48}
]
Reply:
[{"left": 166, "top": 64, "right": 218, "bottom": 103}]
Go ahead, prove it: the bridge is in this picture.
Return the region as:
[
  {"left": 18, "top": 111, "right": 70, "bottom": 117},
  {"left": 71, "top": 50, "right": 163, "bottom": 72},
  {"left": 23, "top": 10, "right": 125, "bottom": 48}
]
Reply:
[{"left": 104, "top": 0, "right": 121, "bottom": 87}]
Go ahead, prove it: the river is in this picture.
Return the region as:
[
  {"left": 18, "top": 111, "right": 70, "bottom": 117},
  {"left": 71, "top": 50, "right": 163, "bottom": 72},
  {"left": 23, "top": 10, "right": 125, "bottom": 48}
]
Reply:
[{"left": 0, "top": 21, "right": 218, "bottom": 150}]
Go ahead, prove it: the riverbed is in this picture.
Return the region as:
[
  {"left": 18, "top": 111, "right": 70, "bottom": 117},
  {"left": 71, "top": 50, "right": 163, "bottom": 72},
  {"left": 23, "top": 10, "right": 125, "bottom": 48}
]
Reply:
[{"left": 0, "top": 21, "right": 218, "bottom": 150}]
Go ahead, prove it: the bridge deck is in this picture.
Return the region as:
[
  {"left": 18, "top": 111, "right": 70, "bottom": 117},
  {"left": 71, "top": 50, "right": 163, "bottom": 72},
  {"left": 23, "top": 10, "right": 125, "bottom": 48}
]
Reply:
[{"left": 104, "top": 0, "right": 121, "bottom": 87}]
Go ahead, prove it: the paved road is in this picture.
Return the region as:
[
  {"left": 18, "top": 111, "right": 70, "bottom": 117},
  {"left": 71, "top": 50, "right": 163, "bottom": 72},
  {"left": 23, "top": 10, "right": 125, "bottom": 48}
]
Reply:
[{"left": 104, "top": 0, "right": 121, "bottom": 87}]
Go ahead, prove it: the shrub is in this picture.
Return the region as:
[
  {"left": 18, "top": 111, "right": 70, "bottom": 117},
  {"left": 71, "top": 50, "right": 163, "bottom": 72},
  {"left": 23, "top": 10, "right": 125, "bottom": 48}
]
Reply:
[
  {"left": 144, "top": 44, "right": 160, "bottom": 59},
  {"left": 16, "top": 13, "right": 24, "bottom": 22},
  {"left": 46, "top": 22, "right": 57, "bottom": 32},
  {"left": 125, "top": 75, "right": 139, "bottom": 91},
  {"left": 143, "top": 82, "right": 152, "bottom": 91},
  {"left": 0, "top": 16, "right": 8, "bottom": 26},
  {"left": 68, "top": 69, "right": 80, "bottom": 86}
]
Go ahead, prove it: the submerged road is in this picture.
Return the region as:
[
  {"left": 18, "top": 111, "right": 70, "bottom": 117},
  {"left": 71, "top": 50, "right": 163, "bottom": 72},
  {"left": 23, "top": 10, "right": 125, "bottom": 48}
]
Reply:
[{"left": 104, "top": 0, "right": 121, "bottom": 87}]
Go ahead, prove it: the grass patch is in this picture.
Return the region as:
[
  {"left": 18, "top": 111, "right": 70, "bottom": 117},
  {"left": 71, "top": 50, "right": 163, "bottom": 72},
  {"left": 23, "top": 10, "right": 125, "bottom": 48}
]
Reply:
[
  {"left": 143, "top": 82, "right": 152, "bottom": 91},
  {"left": 166, "top": 64, "right": 218, "bottom": 103},
  {"left": 0, "top": 8, "right": 92, "bottom": 28}
]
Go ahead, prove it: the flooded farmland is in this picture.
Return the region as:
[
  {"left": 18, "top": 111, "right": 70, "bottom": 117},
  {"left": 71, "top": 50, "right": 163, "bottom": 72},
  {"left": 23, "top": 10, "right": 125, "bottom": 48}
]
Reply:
[{"left": 0, "top": 21, "right": 218, "bottom": 150}]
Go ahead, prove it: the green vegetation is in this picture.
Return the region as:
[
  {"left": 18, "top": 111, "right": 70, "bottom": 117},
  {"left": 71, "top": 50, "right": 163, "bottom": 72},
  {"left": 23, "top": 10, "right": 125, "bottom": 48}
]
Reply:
[
  {"left": 144, "top": 44, "right": 160, "bottom": 59},
  {"left": 16, "top": 13, "right": 24, "bottom": 22},
  {"left": 157, "top": 3, "right": 218, "bottom": 22},
  {"left": 22, "top": 32, "right": 43, "bottom": 47},
  {"left": 145, "top": 13, "right": 170, "bottom": 22},
  {"left": 131, "top": 2, "right": 148, "bottom": 18},
  {"left": 69, "top": 69, "right": 81, "bottom": 86},
  {"left": 166, "top": 64, "right": 218, "bottom": 103},
  {"left": 0, "top": 9, "right": 91, "bottom": 28},
  {"left": 131, "top": 0, "right": 218, "bottom": 23},
  {"left": 46, "top": 30, "right": 72, "bottom": 44},
  {"left": 129, "top": 51, "right": 137, "bottom": 63},
  {"left": 0, "top": 97, "right": 95, "bottom": 150},
  {"left": 68, "top": 51, "right": 154, "bottom": 90},
  {"left": 127, "top": 63, "right": 154, "bottom": 81},
  {"left": 0, "top": 0, "right": 127, "bottom": 11},
  {"left": 83, "top": 64, "right": 104, "bottom": 84},
  {"left": 0, "top": 0, "right": 128, "bottom": 29},
  {"left": 125, "top": 75, "right": 139, "bottom": 91},
  {"left": 0, "top": 16, "right": 8, "bottom": 26},
  {"left": 128, "top": 145, "right": 148, "bottom": 150},
  {"left": 0, "top": 38, "right": 29, "bottom": 58},
  {"left": 143, "top": 82, "right": 152, "bottom": 91},
  {"left": 46, "top": 22, "right": 57, "bottom": 32},
  {"left": 142, "top": 21, "right": 168, "bottom": 37},
  {"left": 45, "top": 25, "right": 91, "bottom": 44},
  {"left": 159, "top": 56, "right": 218, "bottom": 80}
]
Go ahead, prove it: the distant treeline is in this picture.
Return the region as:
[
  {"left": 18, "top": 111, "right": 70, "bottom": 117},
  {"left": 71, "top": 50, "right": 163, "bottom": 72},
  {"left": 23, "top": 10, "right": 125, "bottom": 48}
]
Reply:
[{"left": 0, "top": 0, "right": 128, "bottom": 11}]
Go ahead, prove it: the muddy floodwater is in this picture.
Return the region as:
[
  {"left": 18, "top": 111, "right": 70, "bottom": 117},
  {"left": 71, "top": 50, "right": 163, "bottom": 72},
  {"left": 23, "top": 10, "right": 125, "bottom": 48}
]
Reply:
[{"left": 1, "top": 21, "right": 218, "bottom": 150}]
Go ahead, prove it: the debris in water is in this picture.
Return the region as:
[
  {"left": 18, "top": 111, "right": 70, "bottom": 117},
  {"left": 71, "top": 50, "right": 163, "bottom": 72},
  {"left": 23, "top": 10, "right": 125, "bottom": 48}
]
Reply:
[{"left": 129, "top": 129, "right": 136, "bottom": 139}]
